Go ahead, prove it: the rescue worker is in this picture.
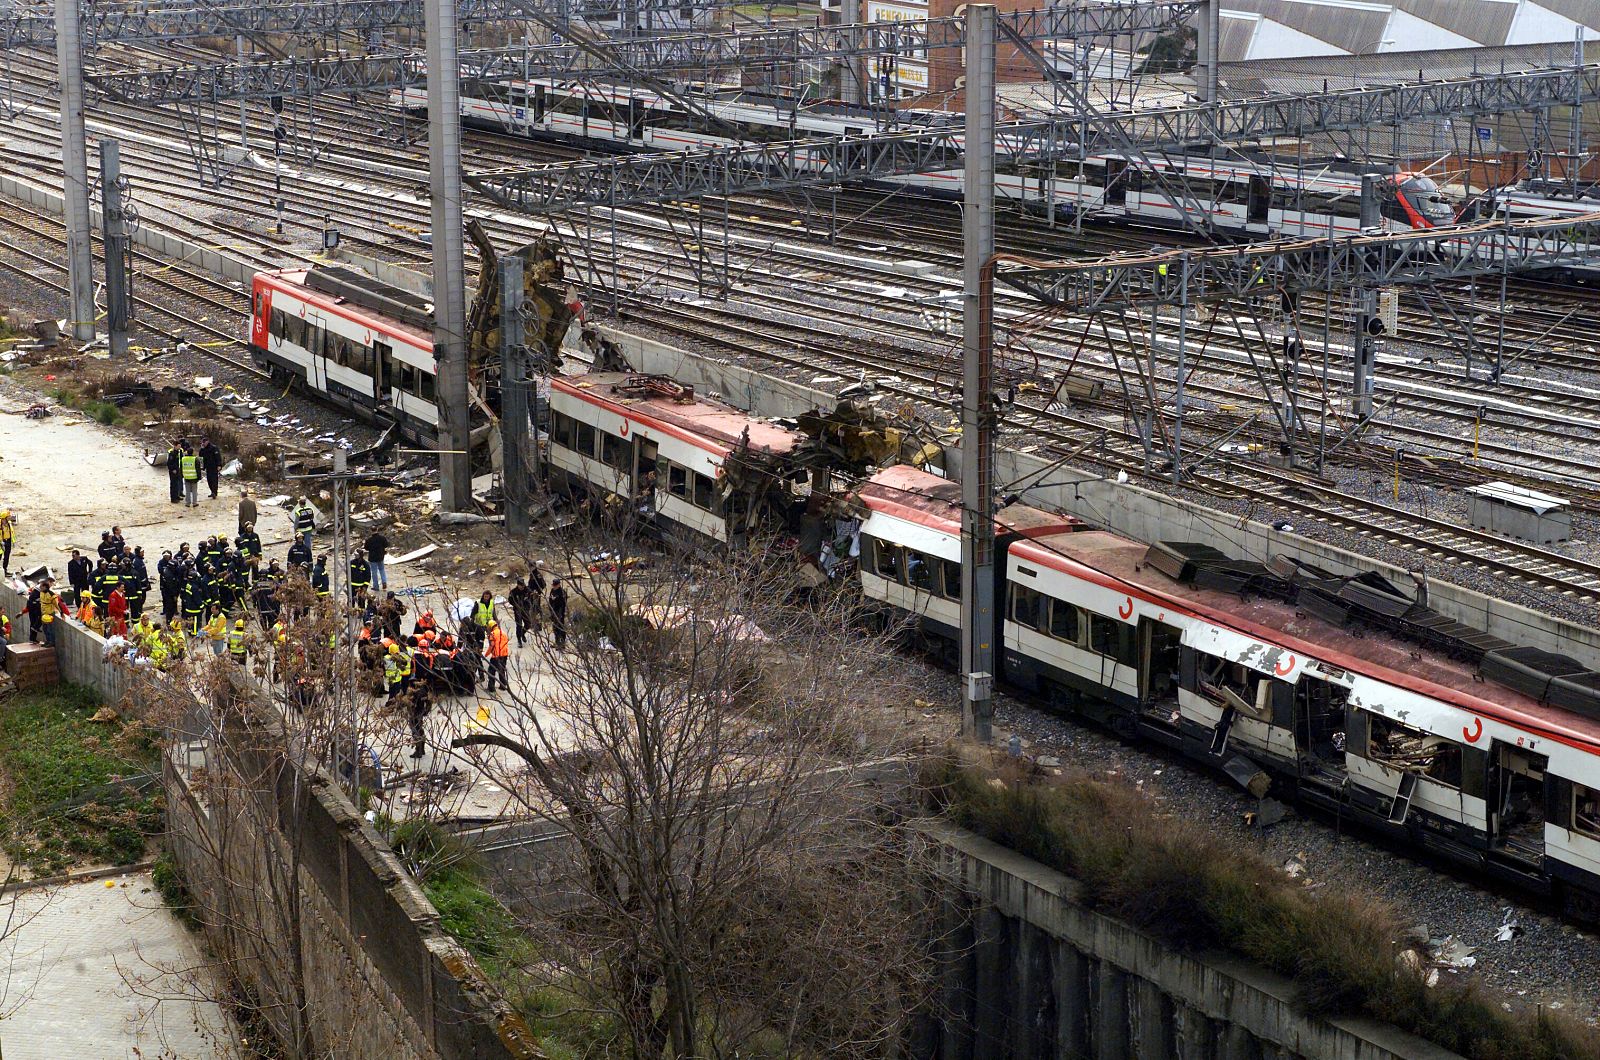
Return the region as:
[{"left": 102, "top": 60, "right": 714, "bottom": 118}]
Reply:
[
  {"left": 76, "top": 594, "right": 102, "bottom": 635},
  {"left": 180, "top": 443, "right": 201, "bottom": 507},
  {"left": 37, "top": 580, "right": 60, "bottom": 647},
  {"left": 204, "top": 604, "right": 228, "bottom": 657},
  {"left": 292, "top": 497, "right": 316, "bottom": 552},
  {"left": 470, "top": 591, "right": 496, "bottom": 645},
  {"left": 286, "top": 535, "right": 312, "bottom": 572},
  {"left": 159, "top": 552, "right": 181, "bottom": 622},
  {"left": 311, "top": 555, "right": 331, "bottom": 598},
  {"left": 166, "top": 440, "right": 184, "bottom": 504},
  {"left": 24, "top": 586, "right": 39, "bottom": 643},
  {"left": 0, "top": 509, "right": 13, "bottom": 577},
  {"left": 227, "top": 618, "right": 248, "bottom": 665},
  {"left": 132, "top": 614, "right": 158, "bottom": 654},
  {"left": 485, "top": 620, "right": 510, "bottom": 693},
  {"left": 105, "top": 584, "right": 128, "bottom": 639},
  {"left": 364, "top": 529, "right": 389, "bottom": 591},
  {"left": 99, "top": 561, "right": 122, "bottom": 610},
  {"left": 181, "top": 569, "right": 206, "bottom": 635},
  {"left": 0, "top": 610, "right": 12, "bottom": 648},
  {"left": 127, "top": 548, "right": 150, "bottom": 620},
  {"left": 548, "top": 578, "right": 568, "bottom": 652},
  {"left": 414, "top": 610, "right": 437, "bottom": 637},
  {"left": 348, "top": 553, "right": 371, "bottom": 606},
  {"left": 407, "top": 683, "right": 431, "bottom": 761},
  {"left": 384, "top": 643, "right": 405, "bottom": 702},
  {"left": 236, "top": 523, "right": 262, "bottom": 581}
]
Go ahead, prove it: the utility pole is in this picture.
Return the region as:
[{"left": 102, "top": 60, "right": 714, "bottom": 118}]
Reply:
[
  {"left": 960, "top": 3, "right": 996, "bottom": 745},
  {"left": 426, "top": 0, "right": 473, "bottom": 511},
  {"left": 55, "top": 0, "right": 94, "bottom": 342},
  {"left": 99, "top": 140, "right": 131, "bottom": 359},
  {"left": 1195, "top": 0, "right": 1220, "bottom": 103},
  {"left": 1352, "top": 174, "right": 1381, "bottom": 419},
  {"left": 236, "top": 35, "right": 250, "bottom": 146},
  {"left": 499, "top": 255, "right": 532, "bottom": 537}
]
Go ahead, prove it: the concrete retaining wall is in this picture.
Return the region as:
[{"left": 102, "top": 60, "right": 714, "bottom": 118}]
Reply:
[
  {"left": 925, "top": 822, "right": 1463, "bottom": 1060},
  {"left": 0, "top": 583, "right": 539, "bottom": 1059}
]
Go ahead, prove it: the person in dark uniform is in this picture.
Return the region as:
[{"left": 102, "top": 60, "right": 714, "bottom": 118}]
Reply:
[
  {"left": 166, "top": 439, "right": 184, "bottom": 504},
  {"left": 548, "top": 578, "right": 568, "bottom": 652},
  {"left": 199, "top": 437, "right": 222, "bottom": 499}
]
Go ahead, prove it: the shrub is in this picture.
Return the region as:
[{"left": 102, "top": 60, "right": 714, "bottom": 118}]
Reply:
[{"left": 925, "top": 752, "right": 1600, "bottom": 1060}]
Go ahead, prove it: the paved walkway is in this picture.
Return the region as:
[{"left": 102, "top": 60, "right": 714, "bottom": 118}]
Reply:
[{"left": 0, "top": 870, "right": 239, "bottom": 1059}]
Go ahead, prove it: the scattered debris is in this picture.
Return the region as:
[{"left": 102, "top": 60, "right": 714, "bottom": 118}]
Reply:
[
  {"left": 1247, "top": 797, "right": 1290, "bottom": 828},
  {"left": 220, "top": 459, "right": 243, "bottom": 476},
  {"left": 1282, "top": 855, "right": 1306, "bottom": 879},
  {"left": 391, "top": 544, "right": 438, "bottom": 564},
  {"left": 1495, "top": 909, "right": 1525, "bottom": 943},
  {"left": 89, "top": 706, "right": 120, "bottom": 724}
]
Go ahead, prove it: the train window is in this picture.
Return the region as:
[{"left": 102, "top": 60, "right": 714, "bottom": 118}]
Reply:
[
  {"left": 1089, "top": 614, "right": 1137, "bottom": 666},
  {"left": 667, "top": 462, "right": 688, "bottom": 497},
  {"left": 1575, "top": 784, "right": 1600, "bottom": 839},
  {"left": 1049, "top": 599, "right": 1081, "bottom": 642},
  {"left": 941, "top": 559, "right": 962, "bottom": 600},
  {"left": 873, "top": 539, "right": 901, "bottom": 581},
  {"left": 417, "top": 369, "right": 436, "bottom": 402},
  {"left": 1011, "top": 585, "right": 1041, "bottom": 631},
  {"left": 549, "top": 411, "right": 571, "bottom": 450},
  {"left": 576, "top": 421, "right": 597, "bottom": 458},
  {"left": 907, "top": 550, "right": 935, "bottom": 592},
  {"left": 693, "top": 472, "right": 715, "bottom": 510},
  {"left": 601, "top": 431, "right": 630, "bottom": 470},
  {"left": 399, "top": 364, "right": 418, "bottom": 395}
]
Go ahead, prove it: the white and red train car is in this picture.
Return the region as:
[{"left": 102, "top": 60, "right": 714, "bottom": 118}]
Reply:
[
  {"left": 248, "top": 266, "right": 441, "bottom": 438},
  {"left": 546, "top": 371, "right": 801, "bottom": 544},
  {"left": 857, "top": 463, "right": 1600, "bottom": 916}
]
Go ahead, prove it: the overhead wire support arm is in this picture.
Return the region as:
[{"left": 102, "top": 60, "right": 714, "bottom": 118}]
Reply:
[{"left": 994, "top": 211, "right": 1600, "bottom": 308}]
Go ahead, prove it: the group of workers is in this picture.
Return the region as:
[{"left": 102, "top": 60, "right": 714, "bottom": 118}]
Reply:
[
  {"left": 4, "top": 491, "right": 574, "bottom": 762},
  {"left": 166, "top": 436, "right": 225, "bottom": 508}
]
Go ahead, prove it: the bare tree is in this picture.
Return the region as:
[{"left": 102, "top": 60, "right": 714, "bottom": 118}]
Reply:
[
  {"left": 135, "top": 576, "right": 403, "bottom": 1059},
  {"left": 453, "top": 515, "right": 940, "bottom": 1058}
]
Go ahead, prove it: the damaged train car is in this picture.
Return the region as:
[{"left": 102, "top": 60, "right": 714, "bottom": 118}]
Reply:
[{"left": 858, "top": 463, "right": 1600, "bottom": 919}]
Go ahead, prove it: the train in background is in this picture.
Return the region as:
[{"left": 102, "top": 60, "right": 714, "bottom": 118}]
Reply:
[
  {"left": 539, "top": 370, "right": 1600, "bottom": 920},
  {"left": 392, "top": 78, "right": 1456, "bottom": 236}
]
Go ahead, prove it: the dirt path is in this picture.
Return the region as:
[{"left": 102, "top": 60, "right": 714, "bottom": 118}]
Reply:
[{"left": 0, "top": 385, "right": 295, "bottom": 571}]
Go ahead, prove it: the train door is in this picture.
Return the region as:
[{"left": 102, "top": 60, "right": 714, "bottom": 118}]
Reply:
[
  {"left": 627, "top": 100, "right": 645, "bottom": 141},
  {"left": 1489, "top": 743, "right": 1548, "bottom": 865},
  {"left": 1247, "top": 175, "right": 1271, "bottom": 224},
  {"left": 634, "top": 438, "right": 658, "bottom": 515},
  {"left": 1293, "top": 676, "right": 1349, "bottom": 780},
  {"left": 1137, "top": 619, "right": 1182, "bottom": 725},
  {"left": 250, "top": 286, "right": 270, "bottom": 349},
  {"left": 303, "top": 313, "right": 329, "bottom": 391},
  {"left": 372, "top": 341, "right": 393, "bottom": 403},
  {"left": 1104, "top": 160, "right": 1128, "bottom": 206}
]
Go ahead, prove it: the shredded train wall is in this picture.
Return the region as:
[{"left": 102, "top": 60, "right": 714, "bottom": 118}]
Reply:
[
  {"left": 0, "top": 584, "right": 540, "bottom": 1059},
  {"left": 923, "top": 821, "right": 1463, "bottom": 1060}
]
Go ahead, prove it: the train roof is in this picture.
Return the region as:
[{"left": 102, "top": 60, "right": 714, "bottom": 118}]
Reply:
[
  {"left": 257, "top": 268, "right": 435, "bottom": 348},
  {"left": 858, "top": 464, "right": 1081, "bottom": 538},
  {"left": 553, "top": 372, "right": 798, "bottom": 457},
  {"left": 1011, "top": 530, "right": 1600, "bottom": 754}
]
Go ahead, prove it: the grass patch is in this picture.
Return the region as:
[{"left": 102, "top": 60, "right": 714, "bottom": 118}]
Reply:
[
  {"left": 49, "top": 386, "right": 123, "bottom": 427},
  {"left": 926, "top": 752, "right": 1600, "bottom": 1060},
  {"left": 151, "top": 848, "right": 198, "bottom": 928},
  {"left": 0, "top": 683, "right": 163, "bottom": 875}
]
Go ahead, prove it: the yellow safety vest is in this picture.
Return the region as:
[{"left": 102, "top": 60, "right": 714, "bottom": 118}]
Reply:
[
  {"left": 181, "top": 455, "right": 200, "bottom": 481},
  {"left": 0, "top": 519, "right": 13, "bottom": 542},
  {"left": 205, "top": 615, "right": 227, "bottom": 642},
  {"left": 228, "top": 628, "right": 248, "bottom": 655},
  {"left": 40, "top": 593, "right": 57, "bottom": 622}
]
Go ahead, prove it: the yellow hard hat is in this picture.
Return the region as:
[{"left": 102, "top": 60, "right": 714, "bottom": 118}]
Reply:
[
  {"left": 388, "top": 643, "right": 401, "bottom": 655},
  {"left": 235, "top": 620, "right": 245, "bottom": 628}
]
